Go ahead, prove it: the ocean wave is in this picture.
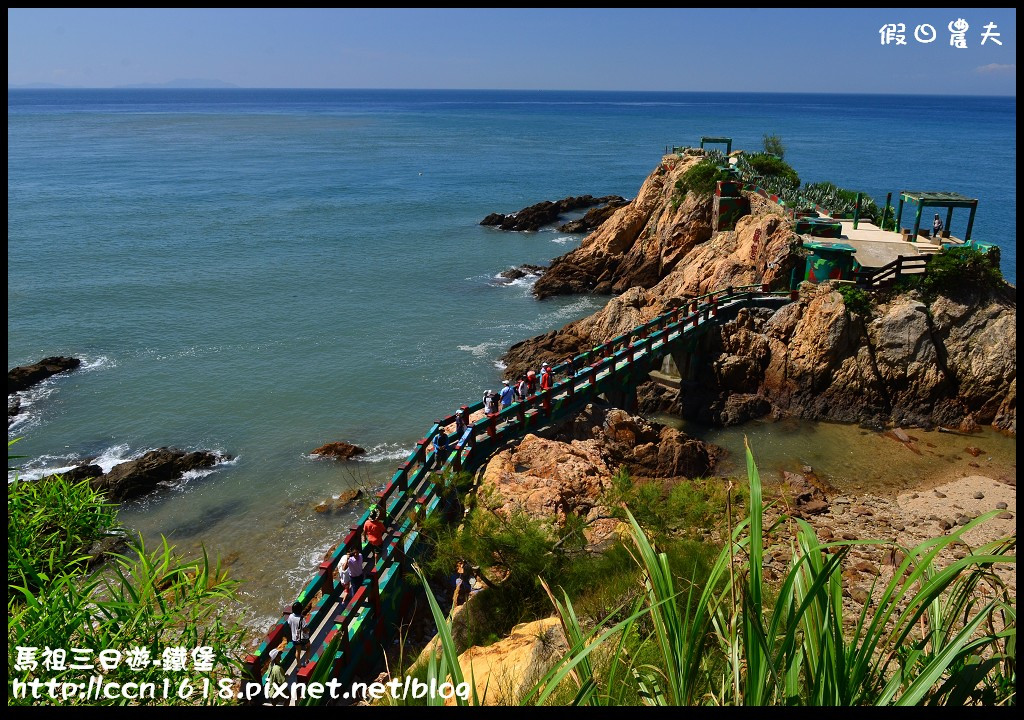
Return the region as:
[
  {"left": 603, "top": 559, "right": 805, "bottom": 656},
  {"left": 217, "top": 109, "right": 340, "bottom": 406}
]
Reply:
[
  {"left": 357, "top": 442, "right": 414, "bottom": 463},
  {"left": 551, "top": 235, "right": 580, "bottom": 245},
  {"left": 9, "top": 445, "right": 236, "bottom": 485}
]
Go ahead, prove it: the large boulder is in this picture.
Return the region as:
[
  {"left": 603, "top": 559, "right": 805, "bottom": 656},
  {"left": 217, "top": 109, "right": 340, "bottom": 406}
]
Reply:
[
  {"left": 449, "top": 618, "right": 568, "bottom": 705},
  {"left": 481, "top": 407, "right": 722, "bottom": 550},
  {"left": 9, "top": 356, "right": 81, "bottom": 393},
  {"left": 91, "top": 448, "right": 229, "bottom": 501}
]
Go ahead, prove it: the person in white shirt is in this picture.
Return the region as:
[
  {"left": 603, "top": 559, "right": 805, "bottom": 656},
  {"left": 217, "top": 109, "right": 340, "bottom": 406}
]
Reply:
[{"left": 286, "top": 602, "right": 310, "bottom": 667}]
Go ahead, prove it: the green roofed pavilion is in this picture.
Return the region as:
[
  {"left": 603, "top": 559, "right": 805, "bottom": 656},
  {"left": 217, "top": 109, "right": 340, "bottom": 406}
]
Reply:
[{"left": 895, "top": 190, "right": 978, "bottom": 243}]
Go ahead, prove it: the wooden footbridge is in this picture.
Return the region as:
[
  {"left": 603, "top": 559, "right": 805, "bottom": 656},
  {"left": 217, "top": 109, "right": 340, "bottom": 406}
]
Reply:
[{"left": 243, "top": 283, "right": 795, "bottom": 699}]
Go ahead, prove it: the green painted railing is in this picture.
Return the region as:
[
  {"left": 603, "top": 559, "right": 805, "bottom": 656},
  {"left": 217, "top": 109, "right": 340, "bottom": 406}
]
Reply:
[{"left": 243, "top": 284, "right": 795, "bottom": 694}]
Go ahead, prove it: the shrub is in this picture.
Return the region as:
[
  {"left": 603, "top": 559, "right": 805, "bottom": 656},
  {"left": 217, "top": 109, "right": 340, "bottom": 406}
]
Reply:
[
  {"left": 746, "top": 153, "right": 800, "bottom": 187},
  {"left": 921, "top": 246, "right": 1003, "bottom": 299},
  {"left": 762, "top": 134, "right": 785, "bottom": 159},
  {"left": 835, "top": 284, "right": 873, "bottom": 316},
  {"left": 679, "top": 159, "right": 734, "bottom": 197}
]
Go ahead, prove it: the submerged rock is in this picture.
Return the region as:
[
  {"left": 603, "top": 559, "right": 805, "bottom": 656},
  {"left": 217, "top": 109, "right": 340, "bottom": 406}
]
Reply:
[
  {"left": 8, "top": 356, "right": 81, "bottom": 393},
  {"left": 311, "top": 441, "right": 366, "bottom": 460},
  {"left": 499, "top": 264, "right": 547, "bottom": 281}
]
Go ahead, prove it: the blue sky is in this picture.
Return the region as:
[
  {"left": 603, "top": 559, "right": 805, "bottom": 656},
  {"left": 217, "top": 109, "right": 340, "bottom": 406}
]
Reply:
[{"left": 7, "top": 8, "right": 1016, "bottom": 94}]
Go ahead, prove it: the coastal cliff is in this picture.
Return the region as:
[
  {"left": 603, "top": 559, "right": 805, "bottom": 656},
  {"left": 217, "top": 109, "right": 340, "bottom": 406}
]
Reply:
[{"left": 504, "top": 151, "right": 1016, "bottom": 434}]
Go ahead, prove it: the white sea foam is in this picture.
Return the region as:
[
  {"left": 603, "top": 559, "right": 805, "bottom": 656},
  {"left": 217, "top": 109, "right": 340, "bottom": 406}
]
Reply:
[
  {"left": 457, "top": 341, "right": 504, "bottom": 358},
  {"left": 494, "top": 359, "right": 508, "bottom": 371},
  {"left": 358, "top": 443, "right": 414, "bottom": 463},
  {"left": 551, "top": 235, "right": 580, "bottom": 244},
  {"left": 9, "top": 445, "right": 236, "bottom": 485},
  {"left": 79, "top": 355, "right": 115, "bottom": 372}
]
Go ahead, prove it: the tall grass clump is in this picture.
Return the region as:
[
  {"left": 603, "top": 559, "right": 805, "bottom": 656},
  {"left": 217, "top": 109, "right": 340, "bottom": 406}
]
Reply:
[
  {"left": 409, "top": 439, "right": 1016, "bottom": 706},
  {"left": 8, "top": 443, "right": 248, "bottom": 706},
  {"left": 8, "top": 470, "right": 119, "bottom": 594}
]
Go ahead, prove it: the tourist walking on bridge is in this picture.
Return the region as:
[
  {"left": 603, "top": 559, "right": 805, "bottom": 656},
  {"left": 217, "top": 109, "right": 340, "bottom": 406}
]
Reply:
[
  {"left": 499, "top": 379, "right": 515, "bottom": 410},
  {"left": 514, "top": 375, "right": 528, "bottom": 402},
  {"left": 345, "top": 547, "right": 364, "bottom": 597},
  {"left": 525, "top": 370, "right": 538, "bottom": 397},
  {"left": 483, "top": 389, "right": 499, "bottom": 416},
  {"left": 363, "top": 507, "right": 386, "bottom": 568},
  {"left": 540, "top": 362, "right": 553, "bottom": 391},
  {"left": 287, "top": 602, "right": 311, "bottom": 668},
  {"left": 456, "top": 407, "right": 471, "bottom": 442}
]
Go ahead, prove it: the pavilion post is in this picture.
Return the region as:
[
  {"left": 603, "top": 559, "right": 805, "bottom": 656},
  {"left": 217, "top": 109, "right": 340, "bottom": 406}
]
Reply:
[
  {"left": 912, "top": 202, "right": 923, "bottom": 242},
  {"left": 965, "top": 203, "right": 977, "bottom": 242},
  {"left": 944, "top": 207, "right": 954, "bottom": 240},
  {"left": 896, "top": 194, "right": 905, "bottom": 232},
  {"left": 881, "top": 192, "right": 891, "bottom": 230},
  {"left": 853, "top": 192, "right": 862, "bottom": 229}
]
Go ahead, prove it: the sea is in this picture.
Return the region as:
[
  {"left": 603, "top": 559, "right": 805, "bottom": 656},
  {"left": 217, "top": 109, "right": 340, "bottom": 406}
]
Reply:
[{"left": 7, "top": 89, "right": 1017, "bottom": 631}]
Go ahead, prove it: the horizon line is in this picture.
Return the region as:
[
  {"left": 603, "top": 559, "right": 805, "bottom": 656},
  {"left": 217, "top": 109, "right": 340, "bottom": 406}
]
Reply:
[{"left": 7, "top": 86, "right": 1018, "bottom": 99}]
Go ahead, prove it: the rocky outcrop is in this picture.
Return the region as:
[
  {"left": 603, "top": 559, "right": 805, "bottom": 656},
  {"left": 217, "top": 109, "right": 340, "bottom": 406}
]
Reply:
[
  {"left": 556, "top": 405, "right": 721, "bottom": 479},
  {"left": 532, "top": 153, "right": 780, "bottom": 299},
  {"left": 311, "top": 441, "right": 366, "bottom": 460},
  {"left": 90, "top": 448, "right": 229, "bottom": 501},
  {"left": 314, "top": 488, "right": 364, "bottom": 514},
  {"left": 480, "top": 405, "right": 721, "bottom": 550},
  {"left": 9, "top": 356, "right": 81, "bottom": 393},
  {"left": 481, "top": 195, "right": 626, "bottom": 232},
  {"left": 502, "top": 207, "right": 799, "bottom": 379},
  {"left": 671, "top": 283, "right": 1016, "bottom": 433},
  {"left": 449, "top": 617, "right": 567, "bottom": 705}
]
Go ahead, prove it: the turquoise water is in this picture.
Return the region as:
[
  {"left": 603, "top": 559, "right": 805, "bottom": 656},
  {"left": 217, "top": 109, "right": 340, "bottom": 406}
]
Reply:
[{"left": 7, "top": 90, "right": 1016, "bottom": 629}]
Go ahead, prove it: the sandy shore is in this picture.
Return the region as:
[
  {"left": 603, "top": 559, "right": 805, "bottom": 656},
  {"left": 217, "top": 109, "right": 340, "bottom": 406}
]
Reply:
[{"left": 765, "top": 470, "right": 1016, "bottom": 604}]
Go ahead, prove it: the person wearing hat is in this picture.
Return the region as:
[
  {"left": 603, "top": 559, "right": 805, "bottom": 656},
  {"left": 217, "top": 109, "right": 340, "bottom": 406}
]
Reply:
[
  {"left": 540, "top": 361, "right": 553, "bottom": 391},
  {"left": 482, "top": 388, "right": 499, "bottom": 416},
  {"left": 499, "top": 378, "right": 515, "bottom": 410},
  {"left": 265, "top": 647, "right": 288, "bottom": 705},
  {"left": 932, "top": 213, "right": 944, "bottom": 239}
]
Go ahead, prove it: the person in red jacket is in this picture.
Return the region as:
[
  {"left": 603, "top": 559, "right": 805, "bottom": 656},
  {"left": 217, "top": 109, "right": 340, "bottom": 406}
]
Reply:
[
  {"left": 362, "top": 506, "right": 386, "bottom": 568},
  {"left": 539, "top": 361, "right": 553, "bottom": 391}
]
